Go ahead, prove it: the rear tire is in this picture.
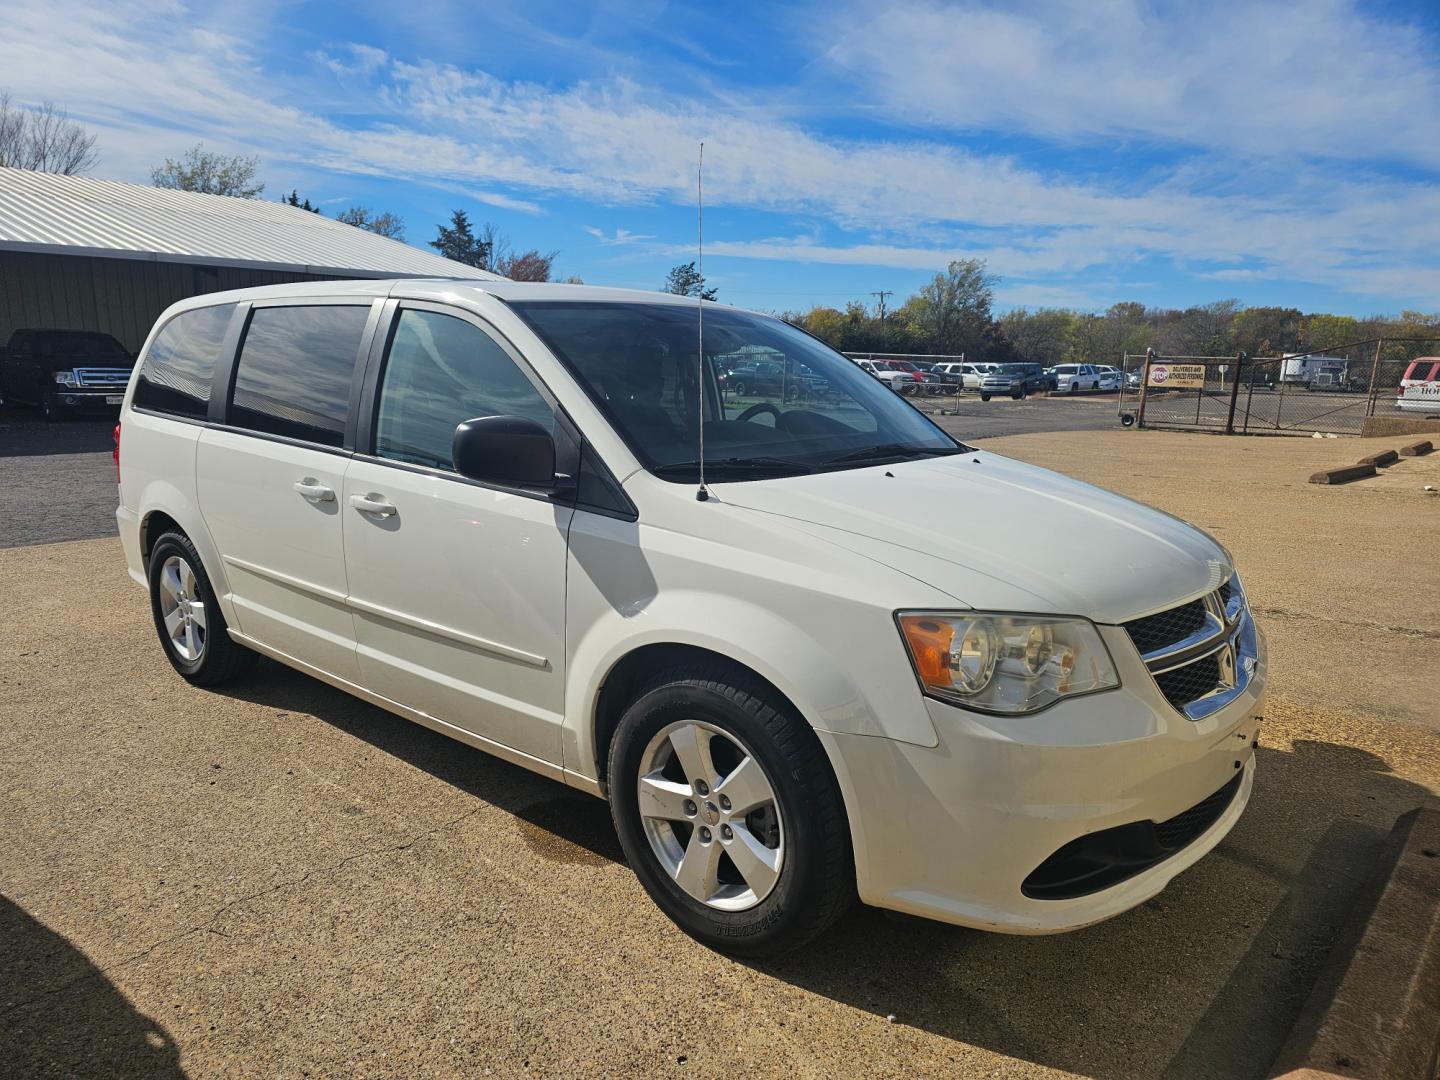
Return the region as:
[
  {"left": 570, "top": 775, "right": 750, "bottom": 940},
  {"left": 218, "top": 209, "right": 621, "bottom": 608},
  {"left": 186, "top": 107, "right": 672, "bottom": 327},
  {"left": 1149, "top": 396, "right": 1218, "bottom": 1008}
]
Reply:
[
  {"left": 147, "top": 532, "right": 257, "bottom": 686},
  {"left": 607, "top": 663, "right": 854, "bottom": 956}
]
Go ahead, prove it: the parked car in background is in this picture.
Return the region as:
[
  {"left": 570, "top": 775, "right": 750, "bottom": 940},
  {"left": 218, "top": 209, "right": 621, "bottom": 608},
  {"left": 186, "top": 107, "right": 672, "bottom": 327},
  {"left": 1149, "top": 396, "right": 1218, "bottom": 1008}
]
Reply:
[
  {"left": 1095, "top": 366, "right": 1124, "bottom": 391},
  {"left": 931, "top": 362, "right": 995, "bottom": 389},
  {"left": 1125, "top": 369, "right": 1143, "bottom": 389},
  {"left": 117, "top": 278, "right": 1265, "bottom": 956},
  {"left": 853, "top": 358, "right": 920, "bottom": 394},
  {"left": 979, "top": 363, "right": 1049, "bottom": 400},
  {"left": 882, "top": 360, "right": 935, "bottom": 395},
  {"left": 0, "top": 329, "right": 135, "bottom": 420},
  {"left": 1052, "top": 363, "right": 1103, "bottom": 393},
  {"left": 720, "top": 361, "right": 827, "bottom": 400},
  {"left": 1397, "top": 358, "right": 1440, "bottom": 413},
  {"left": 1400, "top": 357, "right": 1440, "bottom": 391}
]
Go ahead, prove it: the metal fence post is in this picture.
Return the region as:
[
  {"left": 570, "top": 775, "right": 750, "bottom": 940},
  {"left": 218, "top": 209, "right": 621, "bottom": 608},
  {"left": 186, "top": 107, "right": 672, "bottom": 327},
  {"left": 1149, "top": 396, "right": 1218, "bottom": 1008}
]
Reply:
[
  {"left": 1366, "top": 337, "right": 1384, "bottom": 417},
  {"left": 1136, "top": 347, "right": 1153, "bottom": 428},
  {"left": 1224, "top": 351, "right": 1245, "bottom": 434}
]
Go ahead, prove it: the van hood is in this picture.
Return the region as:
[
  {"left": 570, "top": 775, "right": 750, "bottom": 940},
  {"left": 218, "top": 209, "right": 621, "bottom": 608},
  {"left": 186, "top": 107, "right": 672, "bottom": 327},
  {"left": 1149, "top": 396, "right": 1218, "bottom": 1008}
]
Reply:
[{"left": 712, "top": 450, "right": 1230, "bottom": 624}]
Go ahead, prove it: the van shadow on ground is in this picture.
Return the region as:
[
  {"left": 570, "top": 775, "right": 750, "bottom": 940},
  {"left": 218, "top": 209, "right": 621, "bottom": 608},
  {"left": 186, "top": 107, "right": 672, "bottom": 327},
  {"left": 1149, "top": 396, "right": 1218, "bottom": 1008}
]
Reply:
[
  {"left": 220, "top": 662, "right": 1433, "bottom": 1080},
  {"left": 0, "top": 894, "right": 187, "bottom": 1079}
]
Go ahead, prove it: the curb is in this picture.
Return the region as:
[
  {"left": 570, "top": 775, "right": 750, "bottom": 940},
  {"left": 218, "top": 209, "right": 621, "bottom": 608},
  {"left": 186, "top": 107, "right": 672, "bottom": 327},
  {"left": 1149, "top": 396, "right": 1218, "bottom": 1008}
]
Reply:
[
  {"left": 1309, "top": 464, "right": 1376, "bottom": 485},
  {"left": 1399, "top": 440, "right": 1433, "bottom": 457},
  {"left": 1269, "top": 807, "right": 1440, "bottom": 1080},
  {"left": 1356, "top": 450, "right": 1399, "bottom": 468}
]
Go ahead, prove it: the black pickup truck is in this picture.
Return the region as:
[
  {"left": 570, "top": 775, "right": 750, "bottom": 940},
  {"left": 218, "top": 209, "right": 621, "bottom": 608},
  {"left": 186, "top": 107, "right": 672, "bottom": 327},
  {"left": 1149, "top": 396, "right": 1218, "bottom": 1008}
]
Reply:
[{"left": 0, "top": 330, "right": 135, "bottom": 420}]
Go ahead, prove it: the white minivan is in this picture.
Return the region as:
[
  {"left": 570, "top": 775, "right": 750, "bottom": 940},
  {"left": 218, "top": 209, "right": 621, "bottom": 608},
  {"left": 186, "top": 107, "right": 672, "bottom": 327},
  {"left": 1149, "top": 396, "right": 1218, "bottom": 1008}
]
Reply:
[{"left": 116, "top": 280, "right": 1265, "bottom": 955}]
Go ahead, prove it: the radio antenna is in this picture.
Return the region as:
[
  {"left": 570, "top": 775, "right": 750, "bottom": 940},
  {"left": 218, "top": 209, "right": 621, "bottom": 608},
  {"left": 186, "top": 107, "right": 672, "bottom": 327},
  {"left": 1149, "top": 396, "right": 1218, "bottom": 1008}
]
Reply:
[{"left": 695, "top": 141, "right": 710, "bottom": 502}]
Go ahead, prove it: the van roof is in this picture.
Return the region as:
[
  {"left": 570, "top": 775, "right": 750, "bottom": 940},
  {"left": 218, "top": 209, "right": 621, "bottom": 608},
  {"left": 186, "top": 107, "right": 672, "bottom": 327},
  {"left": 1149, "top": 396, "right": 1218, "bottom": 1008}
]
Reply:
[{"left": 161, "top": 277, "right": 752, "bottom": 313}]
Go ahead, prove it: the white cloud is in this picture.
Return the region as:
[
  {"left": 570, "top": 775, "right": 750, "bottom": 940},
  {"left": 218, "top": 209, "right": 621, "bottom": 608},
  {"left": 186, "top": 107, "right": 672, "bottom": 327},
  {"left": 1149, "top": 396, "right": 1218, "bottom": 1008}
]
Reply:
[
  {"left": 818, "top": 0, "right": 1440, "bottom": 169},
  {"left": 1, "top": 0, "right": 1438, "bottom": 306},
  {"left": 584, "top": 226, "right": 655, "bottom": 245}
]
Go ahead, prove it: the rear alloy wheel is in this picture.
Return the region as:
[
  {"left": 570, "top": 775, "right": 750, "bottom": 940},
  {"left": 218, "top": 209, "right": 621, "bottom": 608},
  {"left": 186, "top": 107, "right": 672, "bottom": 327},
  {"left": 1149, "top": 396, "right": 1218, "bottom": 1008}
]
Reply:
[
  {"left": 148, "top": 532, "right": 257, "bottom": 686},
  {"left": 608, "top": 663, "right": 853, "bottom": 956}
]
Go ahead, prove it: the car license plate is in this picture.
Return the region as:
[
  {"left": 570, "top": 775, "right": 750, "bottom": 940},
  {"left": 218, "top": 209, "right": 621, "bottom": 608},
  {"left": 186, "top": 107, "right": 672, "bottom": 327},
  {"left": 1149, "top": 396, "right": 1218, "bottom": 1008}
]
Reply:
[{"left": 106, "top": 395, "right": 123, "bottom": 405}]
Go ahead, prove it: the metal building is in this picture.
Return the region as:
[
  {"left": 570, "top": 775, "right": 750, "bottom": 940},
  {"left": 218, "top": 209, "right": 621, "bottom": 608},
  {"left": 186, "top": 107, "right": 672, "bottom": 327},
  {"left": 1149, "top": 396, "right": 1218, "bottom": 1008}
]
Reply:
[{"left": 0, "top": 166, "right": 496, "bottom": 353}]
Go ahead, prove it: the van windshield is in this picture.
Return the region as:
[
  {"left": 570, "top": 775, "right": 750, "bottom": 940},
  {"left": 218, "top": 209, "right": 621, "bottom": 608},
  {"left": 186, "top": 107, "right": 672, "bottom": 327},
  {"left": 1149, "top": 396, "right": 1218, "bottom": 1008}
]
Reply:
[{"left": 512, "top": 301, "right": 962, "bottom": 481}]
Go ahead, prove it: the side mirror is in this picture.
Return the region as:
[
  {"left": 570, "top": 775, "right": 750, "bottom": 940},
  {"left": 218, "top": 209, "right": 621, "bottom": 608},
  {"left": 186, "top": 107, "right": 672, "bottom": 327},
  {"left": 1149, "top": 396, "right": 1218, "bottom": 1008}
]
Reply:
[{"left": 451, "top": 415, "right": 558, "bottom": 491}]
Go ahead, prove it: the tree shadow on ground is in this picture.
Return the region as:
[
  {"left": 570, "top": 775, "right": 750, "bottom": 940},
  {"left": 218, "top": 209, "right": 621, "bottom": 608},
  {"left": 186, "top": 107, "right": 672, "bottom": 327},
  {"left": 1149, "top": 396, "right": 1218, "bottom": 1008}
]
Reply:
[
  {"left": 0, "top": 894, "right": 187, "bottom": 1079},
  {"left": 214, "top": 662, "right": 1436, "bottom": 1080}
]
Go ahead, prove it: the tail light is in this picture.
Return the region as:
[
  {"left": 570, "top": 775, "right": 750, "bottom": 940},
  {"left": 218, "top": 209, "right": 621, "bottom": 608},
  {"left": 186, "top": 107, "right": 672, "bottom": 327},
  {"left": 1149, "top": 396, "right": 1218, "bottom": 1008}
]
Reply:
[{"left": 113, "top": 423, "right": 121, "bottom": 484}]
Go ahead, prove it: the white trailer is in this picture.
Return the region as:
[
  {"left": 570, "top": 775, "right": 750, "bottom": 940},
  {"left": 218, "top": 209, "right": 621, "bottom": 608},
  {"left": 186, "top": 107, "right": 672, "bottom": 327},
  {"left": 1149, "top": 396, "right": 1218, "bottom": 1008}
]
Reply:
[{"left": 1281, "top": 354, "right": 1349, "bottom": 389}]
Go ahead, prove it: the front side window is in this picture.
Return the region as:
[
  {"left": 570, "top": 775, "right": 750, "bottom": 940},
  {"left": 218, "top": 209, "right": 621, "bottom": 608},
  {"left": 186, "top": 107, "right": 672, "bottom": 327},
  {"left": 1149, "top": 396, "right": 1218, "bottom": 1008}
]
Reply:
[
  {"left": 229, "top": 305, "right": 369, "bottom": 447},
  {"left": 374, "top": 308, "right": 553, "bottom": 471},
  {"left": 513, "top": 301, "right": 960, "bottom": 482},
  {"left": 133, "top": 304, "right": 234, "bottom": 418}
]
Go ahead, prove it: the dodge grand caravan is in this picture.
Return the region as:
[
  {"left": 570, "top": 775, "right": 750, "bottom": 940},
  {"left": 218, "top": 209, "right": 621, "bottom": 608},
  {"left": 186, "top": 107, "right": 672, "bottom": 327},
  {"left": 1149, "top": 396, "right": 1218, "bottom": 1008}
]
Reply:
[{"left": 116, "top": 280, "right": 1266, "bottom": 955}]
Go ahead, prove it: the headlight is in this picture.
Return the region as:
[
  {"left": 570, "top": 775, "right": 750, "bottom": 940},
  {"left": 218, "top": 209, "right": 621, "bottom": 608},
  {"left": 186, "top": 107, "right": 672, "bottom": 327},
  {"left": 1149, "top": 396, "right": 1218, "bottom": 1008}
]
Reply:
[
  {"left": 897, "top": 612, "right": 1120, "bottom": 715},
  {"left": 53, "top": 370, "right": 79, "bottom": 386}
]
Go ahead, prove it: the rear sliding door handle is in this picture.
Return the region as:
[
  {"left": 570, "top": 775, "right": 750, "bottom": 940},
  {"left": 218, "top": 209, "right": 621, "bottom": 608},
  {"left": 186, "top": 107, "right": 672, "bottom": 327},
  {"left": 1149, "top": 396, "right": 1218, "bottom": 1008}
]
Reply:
[
  {"left": 293, "top": 479, "right": 335, "bottom": 502},
  {"left": 349, "top": 493, "right": 397, "bottom": 517}
]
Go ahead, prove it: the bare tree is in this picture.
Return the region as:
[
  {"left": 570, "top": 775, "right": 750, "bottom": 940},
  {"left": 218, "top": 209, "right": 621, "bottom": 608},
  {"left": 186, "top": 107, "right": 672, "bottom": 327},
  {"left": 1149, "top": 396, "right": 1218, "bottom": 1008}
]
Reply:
[
  {"left": 0, "top": 93, "right": 100, "bottom": 175},
  {"left": 477, "top": 221, "right": 556, "bottom": 280},
  {"left": 336, "top": 206, "right": 406, "bottom": 240},
  {"left": 150, "top": 144, "right": 264, "bottom": 198}
]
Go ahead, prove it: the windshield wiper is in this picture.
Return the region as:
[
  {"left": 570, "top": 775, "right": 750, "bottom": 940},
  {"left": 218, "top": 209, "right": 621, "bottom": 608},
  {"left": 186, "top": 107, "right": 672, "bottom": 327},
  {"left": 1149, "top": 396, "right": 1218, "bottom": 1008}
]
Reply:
[
  {"left": 651, "top": 456, "right": 816, "bottom": 479},
  {"left": 819, "top": 443, "right": 963, "bottom": 466}
]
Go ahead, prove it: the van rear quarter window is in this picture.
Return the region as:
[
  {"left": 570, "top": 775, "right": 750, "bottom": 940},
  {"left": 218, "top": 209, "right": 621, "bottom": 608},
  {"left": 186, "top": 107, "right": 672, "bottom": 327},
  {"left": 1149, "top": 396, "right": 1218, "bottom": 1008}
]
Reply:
[
  {"left": 228, "top": 305, "right": 369, "bottom": 447},
  {"left": 133, "top": 304, "right": 234, "bottom": 418}
]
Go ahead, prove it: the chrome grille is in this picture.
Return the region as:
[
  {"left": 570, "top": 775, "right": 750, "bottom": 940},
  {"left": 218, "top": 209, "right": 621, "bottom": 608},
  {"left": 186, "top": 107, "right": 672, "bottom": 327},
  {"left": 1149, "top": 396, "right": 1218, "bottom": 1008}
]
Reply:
[
  {"left": 1124, "top": 576, "right": 1256, "bottom": 719},
  {"left": 1125, "top": 599, "right": 1207, "bottom": 655},
  {"left": 73, "top": 367, "right": 133, "bottom": 387}
]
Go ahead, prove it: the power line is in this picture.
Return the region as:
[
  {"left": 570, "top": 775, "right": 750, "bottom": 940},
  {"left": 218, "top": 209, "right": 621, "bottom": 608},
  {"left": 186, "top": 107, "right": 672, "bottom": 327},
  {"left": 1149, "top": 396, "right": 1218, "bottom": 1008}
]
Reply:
[{"left": 871, "top": 290, "right": 893, "bottom": 321}]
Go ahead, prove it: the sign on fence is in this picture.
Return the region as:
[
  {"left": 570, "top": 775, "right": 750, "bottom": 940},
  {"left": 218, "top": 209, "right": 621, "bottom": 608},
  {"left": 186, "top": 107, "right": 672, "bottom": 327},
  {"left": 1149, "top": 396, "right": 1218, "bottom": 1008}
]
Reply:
[{"left": 1147, "top": 363, "right": 1206, "bottom": 389}]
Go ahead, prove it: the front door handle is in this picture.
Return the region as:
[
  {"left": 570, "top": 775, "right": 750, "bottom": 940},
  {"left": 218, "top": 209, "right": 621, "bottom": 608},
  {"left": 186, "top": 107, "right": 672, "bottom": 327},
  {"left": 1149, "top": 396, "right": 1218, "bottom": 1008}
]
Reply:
[
  {"left": 293, "top": 479, "right": 335, "bottom": 502},
  {"left": 349, "top": 493, "right": 397, "bottom": 517}
]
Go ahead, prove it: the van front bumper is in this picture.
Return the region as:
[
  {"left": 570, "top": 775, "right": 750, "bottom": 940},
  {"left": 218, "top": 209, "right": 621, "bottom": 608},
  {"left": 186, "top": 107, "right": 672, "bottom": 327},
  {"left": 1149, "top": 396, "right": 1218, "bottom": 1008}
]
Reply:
[{"left": 818, "top": 622, "right": 1266, "bottom": 934}]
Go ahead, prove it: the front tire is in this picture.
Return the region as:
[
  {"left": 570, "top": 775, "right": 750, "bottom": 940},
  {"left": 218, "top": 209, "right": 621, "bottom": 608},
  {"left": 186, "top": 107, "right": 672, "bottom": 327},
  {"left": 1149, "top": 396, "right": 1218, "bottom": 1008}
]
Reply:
[
  {"left": 980, "top": 393, "right": 991, "bottom": 401},
  {"left": 148, "top": 532, "right": 257, "bottom": 686},
  {"left": 41, "top": 392, "right": 61, "bottom": 422},
  {"left": 608, "top": 663, "right": 853, "bottom": 956}
]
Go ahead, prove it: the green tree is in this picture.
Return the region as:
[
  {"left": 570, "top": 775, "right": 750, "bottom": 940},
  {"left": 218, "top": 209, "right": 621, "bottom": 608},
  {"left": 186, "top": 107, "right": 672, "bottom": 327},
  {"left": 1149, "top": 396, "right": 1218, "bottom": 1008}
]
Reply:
[
  {"left": 1000, "top": 307, "right": 1073, "bottom": 365},
  {"left": 663, "top": 262, "right": 717, "bottom": 300},
  {"left": 429, "top": 209, "right": 490, "bottom": 267},
  {"left": 150, "top": 144, "right": 264, "bottom": 198},
  {"left": 908, "top": 259, "right": 996, "bottom": 357},
  {"left": 284, "top": 190, "right": 322, "bottom": 213}
]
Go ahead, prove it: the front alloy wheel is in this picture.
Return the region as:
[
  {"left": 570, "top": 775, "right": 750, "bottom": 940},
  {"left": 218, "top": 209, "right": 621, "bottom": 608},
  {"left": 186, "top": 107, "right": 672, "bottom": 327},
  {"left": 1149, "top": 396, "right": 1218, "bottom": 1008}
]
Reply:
[
  {"left": 638, "top": 720, "right": 784, "bottom": 910},
  {"left": 608, "top": 663, "right": 853, "bottom": 956}
]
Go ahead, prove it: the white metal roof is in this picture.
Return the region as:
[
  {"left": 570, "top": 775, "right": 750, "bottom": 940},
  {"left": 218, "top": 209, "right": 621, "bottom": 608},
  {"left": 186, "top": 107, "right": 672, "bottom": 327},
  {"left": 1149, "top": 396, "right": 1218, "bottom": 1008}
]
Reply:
[{"left": 0, "top": 166, "right": 501, "bottom": 279}]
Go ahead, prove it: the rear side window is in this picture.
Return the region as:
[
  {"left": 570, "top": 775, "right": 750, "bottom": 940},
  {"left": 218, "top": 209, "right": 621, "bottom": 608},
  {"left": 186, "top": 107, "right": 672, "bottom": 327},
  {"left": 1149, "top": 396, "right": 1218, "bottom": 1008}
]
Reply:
[
  {"left": 374, "top": 309, "right": 553, "bottom": 471},
  {"left": 229, "top": 305, "right": 369, "bottom": 447},
  {"left": 133, "top": 304, "right": 234, "bottom": 418}
]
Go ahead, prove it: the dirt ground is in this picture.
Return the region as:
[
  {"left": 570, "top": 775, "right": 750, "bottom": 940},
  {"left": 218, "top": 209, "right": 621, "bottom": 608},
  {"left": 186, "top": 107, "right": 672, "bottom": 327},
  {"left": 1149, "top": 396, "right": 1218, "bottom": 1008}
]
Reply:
[{"left": 2, "top": 430, "right": 1437, "bottom": 1079}]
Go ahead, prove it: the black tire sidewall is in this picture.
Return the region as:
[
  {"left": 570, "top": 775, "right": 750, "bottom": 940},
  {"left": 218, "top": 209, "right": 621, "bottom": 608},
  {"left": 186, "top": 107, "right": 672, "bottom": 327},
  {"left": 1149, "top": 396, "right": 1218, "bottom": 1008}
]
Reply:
[
  {"left": 609, "top": 679, "right": 836, "bottom": 953},
  {"left": 147, "top": 534, "right": 221, "bottom": 680}
]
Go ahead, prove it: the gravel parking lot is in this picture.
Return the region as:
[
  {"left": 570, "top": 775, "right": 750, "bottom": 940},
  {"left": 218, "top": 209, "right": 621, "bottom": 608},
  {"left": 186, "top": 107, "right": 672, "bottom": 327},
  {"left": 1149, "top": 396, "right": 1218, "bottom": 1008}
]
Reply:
[{"left": 3, "top": 426, "right": 1438, "bottom": 1079}]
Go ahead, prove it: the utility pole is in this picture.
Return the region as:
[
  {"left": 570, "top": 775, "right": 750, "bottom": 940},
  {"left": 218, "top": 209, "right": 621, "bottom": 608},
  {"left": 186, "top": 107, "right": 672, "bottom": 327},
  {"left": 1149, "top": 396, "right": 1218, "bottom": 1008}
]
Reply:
[{"left": 871, "top": 290, "right": 893, "bottom": 322}]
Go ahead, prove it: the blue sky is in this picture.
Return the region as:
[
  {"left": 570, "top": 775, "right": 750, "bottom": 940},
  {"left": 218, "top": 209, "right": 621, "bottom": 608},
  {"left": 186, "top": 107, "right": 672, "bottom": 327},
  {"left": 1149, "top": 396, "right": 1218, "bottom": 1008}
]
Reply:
[{"left": 6, "top": 0, "right": 1440, "bottom": 315}]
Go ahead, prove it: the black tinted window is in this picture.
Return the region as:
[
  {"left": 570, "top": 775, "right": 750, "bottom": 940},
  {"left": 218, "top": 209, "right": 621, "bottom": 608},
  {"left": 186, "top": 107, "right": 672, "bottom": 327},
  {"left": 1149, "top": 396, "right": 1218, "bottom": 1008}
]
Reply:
[
  {"left": 229, "top": 305, "right": 368, "bottom": 446},
  {"left": 374, "top": 309, "right": 553, "bottom": 471},
  {"left": 133, "top": 305, "right": 233, "bottom": 418}
]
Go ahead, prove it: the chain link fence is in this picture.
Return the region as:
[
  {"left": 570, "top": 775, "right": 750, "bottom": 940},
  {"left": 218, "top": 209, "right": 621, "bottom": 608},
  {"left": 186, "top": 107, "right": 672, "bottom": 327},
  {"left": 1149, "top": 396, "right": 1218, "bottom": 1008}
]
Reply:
[{"left": 1134, "top": 339, "right": 1440, "bottom": 435}]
